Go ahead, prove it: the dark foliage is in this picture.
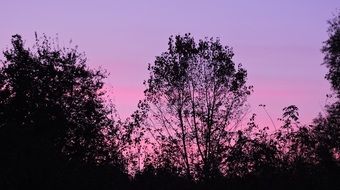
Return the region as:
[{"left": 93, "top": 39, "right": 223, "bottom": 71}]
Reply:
[
  {"left": 322, "top": 12, "right": 340, "bottom": 97},
  {"left": 0, "top": 34, "right": 128, "bottom": 189},
  {"left": 138, "top": 33, "right": 252, "bottom": 180}
]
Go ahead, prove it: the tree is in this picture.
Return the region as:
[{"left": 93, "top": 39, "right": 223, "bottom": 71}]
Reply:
[
  {"left": 142, "top": 34, "right": 252, "bottom": 180},
  {"left": 317, "top": 11, "right": 340, "bottom": 165},
  {"left": 0, "top": 34, "right": 126, "bottom": 188},
  {"left": 322, "top": 12, "right": 340, "bottom": 97}
]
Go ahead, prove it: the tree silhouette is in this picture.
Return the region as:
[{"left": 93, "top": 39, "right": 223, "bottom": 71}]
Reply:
[
  {"left": 140, "top": 33, "right": 252, "bottom": 180},
  {"left": 0, "top": 34, "right": 127, "bottom": 189},
  {"left": 319, "top": 11, "right": 340, "bottom": 158},
  {"left": 322, "top": 12, "right": 340, "bottom": 97},
  {"left": 308, "top": 11, "right": 340, "bottom": 187}
]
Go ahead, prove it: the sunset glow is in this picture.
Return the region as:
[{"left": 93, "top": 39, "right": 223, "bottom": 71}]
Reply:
[{"left": 1, "top": 0, "right": 338, "bottom": 124}]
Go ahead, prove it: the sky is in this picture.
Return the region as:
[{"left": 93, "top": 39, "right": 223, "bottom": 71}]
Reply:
[{"left": 1, "top": 0, "right": 339, "bottom": 127}]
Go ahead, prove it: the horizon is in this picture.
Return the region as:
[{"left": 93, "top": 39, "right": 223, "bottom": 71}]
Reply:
[{"left": 1, "top": 0, "right": 339, "bottom": 127}]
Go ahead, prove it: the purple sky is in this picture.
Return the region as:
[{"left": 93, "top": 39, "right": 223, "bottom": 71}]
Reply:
[{"left": 1, "top": 0, "right": 339, "bottom": 127}]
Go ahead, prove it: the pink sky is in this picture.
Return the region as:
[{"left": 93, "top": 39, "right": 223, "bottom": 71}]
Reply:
[{"left": 1, "top": 0, "right": 339, "bottom": 127}]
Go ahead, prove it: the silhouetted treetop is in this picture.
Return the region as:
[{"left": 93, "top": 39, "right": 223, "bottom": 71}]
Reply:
[
  {"left": 141, "top": 33, "right": 252, "bottom": 180},
  {"left": 322, "top": 12, "right": 340, "bottom": 96},
  {"left": 319, "top": 12, "right": 340, "bottom": 162},
  {"left": 0, "top": 34, "right": 126, "bottom": 188}
]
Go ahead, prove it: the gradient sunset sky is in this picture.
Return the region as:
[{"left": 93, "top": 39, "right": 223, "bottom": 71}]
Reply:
[{"left": 1, "top": 0, "right": 339, "bottom": 127}]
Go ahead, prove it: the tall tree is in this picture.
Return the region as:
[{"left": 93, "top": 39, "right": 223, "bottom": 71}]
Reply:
[
  {"left": 315, "top": 11, "right": 340, "bottom": 167},
  {"left": 142, "top": 34, "right": 252, "bottom": 180},
  {"left": 0, "top": 34, "right": 125, "bottom": 188},
  {"left": 322, "top": 12, "right": 340, "bottom": 97}
]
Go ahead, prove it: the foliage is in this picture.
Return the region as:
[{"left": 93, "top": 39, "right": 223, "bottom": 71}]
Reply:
[
  {"left": 322, "top": 11, "right": 340, "bottom": 96},
  {"left": 140, "top": 33, "right": 252, "bottom": 180},
  {"left": 0, "top": 34, "right": 127, "bottom": 189}
]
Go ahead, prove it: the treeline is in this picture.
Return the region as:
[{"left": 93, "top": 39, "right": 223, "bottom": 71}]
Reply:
[{"left": 0, "top": 14, "right": 339, "bottom": 190}]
